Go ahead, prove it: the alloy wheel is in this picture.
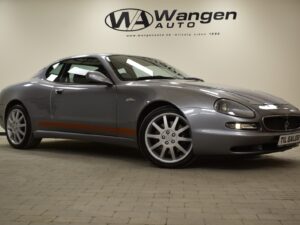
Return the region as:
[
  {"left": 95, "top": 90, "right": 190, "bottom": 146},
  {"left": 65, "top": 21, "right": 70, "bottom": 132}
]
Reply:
[
  {"left": 6, "top": 109, "right": 27, "bottom": 145},
  {"left": 145, "top": 113, "right": 193, "bottom": 163}
]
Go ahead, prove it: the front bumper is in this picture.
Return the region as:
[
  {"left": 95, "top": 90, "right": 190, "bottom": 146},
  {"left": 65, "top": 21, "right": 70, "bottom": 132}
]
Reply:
[
  {"left": 192, "top": 128, "right": 298, "bottom": 155},
  {"left": 182, "top": 107, "right": 299, "bottom": 155}
]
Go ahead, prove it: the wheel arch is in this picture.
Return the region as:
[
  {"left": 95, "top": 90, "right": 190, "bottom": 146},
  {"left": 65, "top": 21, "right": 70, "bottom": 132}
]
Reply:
[
  {"left": 4, "top": 99, "right": 26, "bottom": 122},
  {"left": 136, "top": 100, "right": 185, "bottom": 137}
]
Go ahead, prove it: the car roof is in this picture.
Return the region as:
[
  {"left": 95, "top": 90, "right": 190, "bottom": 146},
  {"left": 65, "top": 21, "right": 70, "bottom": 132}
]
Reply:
[
  {"left": 56, "top": 53, "right": 148, "bottom": 62},
  {"left": 54, "top": 53, "right": 110, "bottom": 62}
]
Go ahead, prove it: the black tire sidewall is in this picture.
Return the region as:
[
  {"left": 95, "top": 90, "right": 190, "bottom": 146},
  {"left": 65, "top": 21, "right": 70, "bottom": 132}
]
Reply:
[
  {"left": 139, "top": 106, "right": 195, "bottom": 168},
  {"left": 5, "top": 105, "right": 33, "bottom": 149}
]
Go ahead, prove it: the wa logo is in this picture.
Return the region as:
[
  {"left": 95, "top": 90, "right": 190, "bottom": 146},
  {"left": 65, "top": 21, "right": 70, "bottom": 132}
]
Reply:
[{"left": 105, "top": 8, "right": 153, "bottom": 31}]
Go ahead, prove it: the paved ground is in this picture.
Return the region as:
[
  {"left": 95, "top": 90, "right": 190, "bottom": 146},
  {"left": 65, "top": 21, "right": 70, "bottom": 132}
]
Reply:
[{"left": 0, "top": 136, "right": 299, "bottom": 225}]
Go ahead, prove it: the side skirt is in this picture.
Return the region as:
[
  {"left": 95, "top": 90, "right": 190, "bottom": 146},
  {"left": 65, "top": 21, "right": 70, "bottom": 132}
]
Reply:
[{"left": 34, "top": 130, "right": 138, "bottom": 148}]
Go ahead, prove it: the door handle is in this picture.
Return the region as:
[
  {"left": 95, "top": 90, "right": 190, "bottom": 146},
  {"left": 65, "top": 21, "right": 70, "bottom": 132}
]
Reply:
[{"left": 55, "top": 89, "right": 64, "bottom": 95}]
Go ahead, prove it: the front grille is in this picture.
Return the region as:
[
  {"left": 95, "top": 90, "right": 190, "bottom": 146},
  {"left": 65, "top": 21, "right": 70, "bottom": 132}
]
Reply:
[{"left": 263, "top": 116, "right": 300, "bottom": 131}]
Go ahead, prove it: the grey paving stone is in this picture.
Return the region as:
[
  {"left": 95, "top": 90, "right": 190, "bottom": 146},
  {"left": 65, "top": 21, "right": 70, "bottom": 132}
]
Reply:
[{"left": 0, "top": 138, "right": 299, "bottom": 225}]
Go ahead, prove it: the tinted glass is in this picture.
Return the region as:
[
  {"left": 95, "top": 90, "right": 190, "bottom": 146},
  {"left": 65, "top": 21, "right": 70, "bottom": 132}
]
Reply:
[
  {"left": 45, "top": 63, "right": 64, "bottom": 82},
  {"left": 107, "top": 55, "right": 187, "bottom": 81},
  {"left": 60, "top": 57, "right": 108, "bottom": 84},
  {"left": 62, "top": 64, "right": 99, "bottom": 84}
]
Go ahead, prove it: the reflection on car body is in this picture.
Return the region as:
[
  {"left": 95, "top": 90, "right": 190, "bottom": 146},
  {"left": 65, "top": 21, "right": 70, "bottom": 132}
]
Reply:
[{"left": 0, "top": 54, "right": 299, "bottom": 168}]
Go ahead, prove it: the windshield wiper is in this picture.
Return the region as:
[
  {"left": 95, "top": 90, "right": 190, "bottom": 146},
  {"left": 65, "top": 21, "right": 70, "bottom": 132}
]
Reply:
[
  {"left": 183, "top": 77, "right": 204, "bottom": 82},
  {"left": 137, "top": 76, "right": 175, "bottom": 80}
]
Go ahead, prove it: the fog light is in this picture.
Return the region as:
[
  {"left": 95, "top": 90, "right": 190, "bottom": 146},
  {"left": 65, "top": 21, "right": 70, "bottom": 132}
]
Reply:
[
  {"left": 235, "top": 123, "right": 241, "bottom": 129},
  {"left": 226, "top": 122, "right": 258, "bottom": 130}
]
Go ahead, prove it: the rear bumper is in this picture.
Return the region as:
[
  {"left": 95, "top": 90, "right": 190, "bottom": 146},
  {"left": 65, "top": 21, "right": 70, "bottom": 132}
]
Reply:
[{"left": 181, "top": 107, "right": 299, "bottom": 155}]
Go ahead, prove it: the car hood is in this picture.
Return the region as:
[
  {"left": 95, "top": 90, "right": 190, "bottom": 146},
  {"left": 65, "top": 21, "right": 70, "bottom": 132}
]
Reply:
[
  {"left": 140, "top": 79, "right": 290, "bottom": 105},
  {"left": 186, "top": 81, "right": 287, "bottom": 105}
]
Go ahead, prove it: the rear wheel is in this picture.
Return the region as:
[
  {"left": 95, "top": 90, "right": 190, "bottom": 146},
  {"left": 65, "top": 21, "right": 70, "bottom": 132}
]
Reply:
[
  {"left": 139, "top": 106, "right": 196, "bottom": 168},
  {"left": 5, "top": 104, "right": 41, "bottom": 149}
]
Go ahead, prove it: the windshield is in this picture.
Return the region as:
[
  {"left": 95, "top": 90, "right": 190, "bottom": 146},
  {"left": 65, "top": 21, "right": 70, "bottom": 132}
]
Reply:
[{"left": 106, "top": 55, "right": 188, "bottom": 81}]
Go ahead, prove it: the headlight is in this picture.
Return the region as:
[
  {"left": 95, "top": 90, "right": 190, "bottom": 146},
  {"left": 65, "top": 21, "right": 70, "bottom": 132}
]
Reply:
[{"left": 214, "top": 99, "right": 255, "bottom": 118}]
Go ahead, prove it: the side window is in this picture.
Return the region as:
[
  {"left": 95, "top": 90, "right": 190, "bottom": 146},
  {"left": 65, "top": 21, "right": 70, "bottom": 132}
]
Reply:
[
  {"left": 60, "top": 57, "right": 108, "bottom": 84},
  {"left": 45, "top": 63, "right": 64, "bottom": 82},
  {"left": 64, "top": 64, "right": 99, "bottom": 84}
]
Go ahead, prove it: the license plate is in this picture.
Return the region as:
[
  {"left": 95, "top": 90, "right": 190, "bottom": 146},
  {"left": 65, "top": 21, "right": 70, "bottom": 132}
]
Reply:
[{"left": 278, "top": 133, "right": 300, "bottom": 146}]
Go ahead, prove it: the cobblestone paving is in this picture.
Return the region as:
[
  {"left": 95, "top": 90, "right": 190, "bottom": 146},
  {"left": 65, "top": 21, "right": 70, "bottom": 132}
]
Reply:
[{"left": 0, "top": 137, "right": 299, "bottom": 225}]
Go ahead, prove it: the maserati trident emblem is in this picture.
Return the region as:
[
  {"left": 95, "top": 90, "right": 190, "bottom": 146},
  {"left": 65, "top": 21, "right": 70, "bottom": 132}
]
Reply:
[{"left": 284, "top": 119, "right": 290, "bottom": 131}]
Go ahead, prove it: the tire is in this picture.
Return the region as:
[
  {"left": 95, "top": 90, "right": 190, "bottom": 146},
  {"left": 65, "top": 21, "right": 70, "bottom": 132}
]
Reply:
[
  {"left": 5, "top": 104, "right": 41, "bottom": 149},
  {"left": 139, "top": 106, "right": 196, "bottom": 168}
]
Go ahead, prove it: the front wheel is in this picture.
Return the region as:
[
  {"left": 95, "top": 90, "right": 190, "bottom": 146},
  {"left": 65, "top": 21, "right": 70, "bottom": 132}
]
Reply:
[
  {"left": 5, "top": 104, "right": 41, "bottom": 149},
  {"left": 139, "top": 106, "right": 196, "bottom": 168}
]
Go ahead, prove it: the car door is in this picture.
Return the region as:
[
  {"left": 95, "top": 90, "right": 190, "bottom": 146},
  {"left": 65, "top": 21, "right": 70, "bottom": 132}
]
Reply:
[{"left": 47, "top": 57, "right": 117, "bottom": 137}]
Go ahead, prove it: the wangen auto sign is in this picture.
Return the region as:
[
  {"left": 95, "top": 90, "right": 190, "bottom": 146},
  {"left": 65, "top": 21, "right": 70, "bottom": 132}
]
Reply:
[
  {"left": 105, "top": 8, "right": 237, "bottom": 31},
  {"left": 105, "top": 8, "right": 153, "bottom": 31}
]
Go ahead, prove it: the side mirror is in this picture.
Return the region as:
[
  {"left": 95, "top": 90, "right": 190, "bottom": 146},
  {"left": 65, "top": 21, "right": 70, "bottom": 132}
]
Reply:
[{"left": 86, "top": 71, "right": 113, "bottom": 86}]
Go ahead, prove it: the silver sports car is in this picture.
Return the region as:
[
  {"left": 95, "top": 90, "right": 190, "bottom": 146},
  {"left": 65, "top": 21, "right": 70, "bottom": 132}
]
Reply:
[{"left": 0, "top": 54, "right": 299, "bottom": 168}]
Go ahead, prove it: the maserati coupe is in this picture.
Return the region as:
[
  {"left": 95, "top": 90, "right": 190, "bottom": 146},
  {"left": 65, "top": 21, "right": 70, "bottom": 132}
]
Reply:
[{"left": 0, "top": 54, "right": 299, "bottom": 168}]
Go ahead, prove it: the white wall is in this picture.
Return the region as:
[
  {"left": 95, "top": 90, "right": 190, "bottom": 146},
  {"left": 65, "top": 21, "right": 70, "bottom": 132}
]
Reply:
[{"left": 0, "top": 0, "right": 299, "bottom": 108}]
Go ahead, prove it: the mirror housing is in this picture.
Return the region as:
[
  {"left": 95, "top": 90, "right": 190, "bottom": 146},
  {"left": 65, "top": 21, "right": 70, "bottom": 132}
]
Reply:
[{"left": 86, "top": 71, "right": 113, "bottom": 86}]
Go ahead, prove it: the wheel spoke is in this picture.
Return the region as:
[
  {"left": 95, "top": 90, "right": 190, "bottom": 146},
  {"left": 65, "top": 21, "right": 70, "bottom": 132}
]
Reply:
[
  {"left": 16, "top": 133, "right": 21, "bottom": 143},
  {"left": 176, "top": 143, "right": 187, "bottom": 154},
  {"left": 146, "top": 134, "right": 160, "bottom": 139},
  {"left": 12, "top": 133, "right": 17, "bottom": 142},
  {"left": 15, "top": 110, "right": 20, "bottom": 120},
  {"left": 152, "top": 122, "right": 163, "bottom": 133},
  {"left": 163, "top": 115, "right": 169, "bottom": 129},
  {"left": 11, "top": 111, "right": 16, "bottom": 121},
  {"left": 178, "top": 137, "right": 192, "bottom": 142},
  {"left": 18, "top": 115, "right": 25, "bottom": 122},
  {"left": 13, "top": 133, "right": 17, "bottom": 142},
  {"left": 18, "top": 129, "right": 25, "bottom": 136},
  {"left": 160, "top": 146, "right": 167, "bottom": 158},
  {"left": 171, "top": 116, "right": 179, "bottom": 130},
  {"left": 169, "top": 147, "right": 176, "bottom": 160},
  {"left": 177, "top": 125, "right": 189, "bottom": 134},
  {"left": 150, "top": 141, "right": 162, "bottom": 150},
  {"left": 11, "top": 110, "right": 18, "bottom": 121},
  {"left": 8, "top": 117, "right": 13, "bottom": 124}
]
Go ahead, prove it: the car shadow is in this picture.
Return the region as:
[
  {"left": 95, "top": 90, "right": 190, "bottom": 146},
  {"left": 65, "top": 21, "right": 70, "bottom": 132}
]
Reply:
[
  {"left": 0, "top": 137, "right": 298, "bottom": 170},
  {"left": 37, "top": 139, "right": 145, "bottom": 161},
  {"left": 33, "top": 139, "right": 298, "bottom": 170},
  {"left": 190, "top": 154, "right": 297, "bottom": 170}
]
